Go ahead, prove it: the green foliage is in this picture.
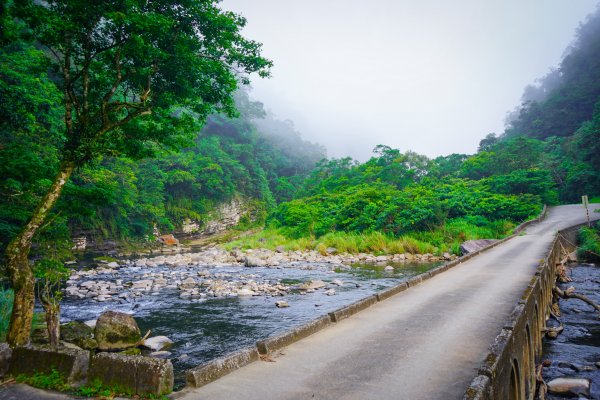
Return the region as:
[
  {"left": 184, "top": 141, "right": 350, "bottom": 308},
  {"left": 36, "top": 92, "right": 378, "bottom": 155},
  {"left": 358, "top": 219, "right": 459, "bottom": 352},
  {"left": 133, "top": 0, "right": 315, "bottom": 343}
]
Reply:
[
  {"left": 506, "top": 7, "right": 600, "bottom": 140},
  {"left": 13, "top": 0, "right": 272, "bottom": 164},
  {"left": 225, "top": 219, "right": 516, "bottom": 256},
  {"left": 16, "top": 369, "right": 70, "bottom": 391},
  {"left": 578, "top": 223, "right": 600, "bottom": 262},
  {"left": 493, "top": 9, "right": 600, "bottom": 203},
  {"left": 14, "top": 372, "right": 168, "bottom": 399},
  {"left": 0, "top": 84, "right": 324, "bottom": 252}
]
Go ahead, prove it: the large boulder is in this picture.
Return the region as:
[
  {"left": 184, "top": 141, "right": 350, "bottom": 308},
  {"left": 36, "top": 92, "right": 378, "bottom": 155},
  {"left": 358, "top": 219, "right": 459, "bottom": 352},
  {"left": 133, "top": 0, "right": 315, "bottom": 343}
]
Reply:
[
  {"left": 459, "top": 239, "right": 498, "bottom": 256},
  {"left": 244, "top": 256, "right": 266, "bottom": 268},
  {"left": 61, "top": 321, "right": 97, "bottom": 350},
  {"left": 94, "top": 311, "right": 141, "bottom": 351}
]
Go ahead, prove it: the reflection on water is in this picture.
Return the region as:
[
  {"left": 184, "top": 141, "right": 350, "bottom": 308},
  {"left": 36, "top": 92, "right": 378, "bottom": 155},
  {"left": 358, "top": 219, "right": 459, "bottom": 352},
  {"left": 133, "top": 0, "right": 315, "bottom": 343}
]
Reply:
[
  {"left": 59, "top": 260, "right": 441, "bottom": 387},
  {"left": 542, "top": 263, "right": 600, "bottom": 399}
]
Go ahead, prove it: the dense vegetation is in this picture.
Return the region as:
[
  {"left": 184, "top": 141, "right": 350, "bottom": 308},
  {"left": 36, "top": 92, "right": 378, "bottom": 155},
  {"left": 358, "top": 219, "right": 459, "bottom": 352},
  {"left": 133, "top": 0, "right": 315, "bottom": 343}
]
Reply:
[
  {"left": 578, "top": 221, "right": 600, "bottom": 263},
  {"left": 0, "top": 88, "right": 325, "bottom": 252},
  {"left": 246, "top": 7, "right": 600, "bottom": 253},
  {"left": 0, "top": 0, "right": 280, "bottom": 345},
  {"left": 2, "top": 3, "right": 599, "bottom": 263}
]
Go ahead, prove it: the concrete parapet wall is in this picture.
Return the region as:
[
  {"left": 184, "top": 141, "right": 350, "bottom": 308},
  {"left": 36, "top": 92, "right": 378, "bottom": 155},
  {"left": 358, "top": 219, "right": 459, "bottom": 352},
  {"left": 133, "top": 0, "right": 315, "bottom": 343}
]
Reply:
[
  {"left": 8, "top": 345, "right": 89, "bottom": 385},
  {"left": 186, "top": 346, "right": 259, "bottom": 388},
  {"left": 328, "top": 295, "right": 378, "bottom": 323},
  {"left": 463, "top": 222, "right": 583, "bottom": 400},
  {"left": 256, "top": 315, "right": 331, "bottom": 355},
  {"left": 376, "top": 282, "right": 408, "bottom": 301},
  {"left": 89, "top": 352, "right": 174, "bottom": 396}
]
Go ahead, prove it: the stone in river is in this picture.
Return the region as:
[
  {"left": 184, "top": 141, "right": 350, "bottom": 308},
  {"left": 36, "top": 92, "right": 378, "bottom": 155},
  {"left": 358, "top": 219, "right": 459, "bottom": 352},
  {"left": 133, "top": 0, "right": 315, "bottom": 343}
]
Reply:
[
  {"left": 179, "top": 277, "right": 197, "bottom": 289},
  {"left": 94, "top": 311, "right": 141, "bottom": 351},
  {"left": 237, "top": 288, "right": 256, "bottom": 296},
  {"left": 244, "top": 256, "right": 266, "bottom": 268},
  {"left": 298, "top": 280, "right": 326, "bottom": 290},
  {"left": 275, "top": 301, "right": 290, "bottom": 308},
  {"left": 143, "top": 336, "right": 174, "bottom": 352},
  {"left": 547, "top": 378, "right": 590, "bottom": 397},
  {"left": 384, "top": 266, "right": 394, "bottom": 272},
  {"left": 324, "top": 289, "right": 336, "bottom": 296}
]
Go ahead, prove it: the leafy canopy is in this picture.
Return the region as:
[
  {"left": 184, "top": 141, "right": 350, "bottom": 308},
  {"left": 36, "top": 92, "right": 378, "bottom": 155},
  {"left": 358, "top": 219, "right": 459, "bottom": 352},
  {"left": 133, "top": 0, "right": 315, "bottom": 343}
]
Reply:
[{"left": 14, "top": 0, "right": 272, "bottom": 163}]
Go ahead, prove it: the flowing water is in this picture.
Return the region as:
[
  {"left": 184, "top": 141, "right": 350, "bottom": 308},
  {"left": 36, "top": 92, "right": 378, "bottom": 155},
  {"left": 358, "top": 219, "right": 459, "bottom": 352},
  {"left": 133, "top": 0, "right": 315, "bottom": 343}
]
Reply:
[
  {"left": 542, "top": 262, "right": 600, "bottom": 399},
  {"left": 58, "top": 259, "right": 441, "bottom": 387}
]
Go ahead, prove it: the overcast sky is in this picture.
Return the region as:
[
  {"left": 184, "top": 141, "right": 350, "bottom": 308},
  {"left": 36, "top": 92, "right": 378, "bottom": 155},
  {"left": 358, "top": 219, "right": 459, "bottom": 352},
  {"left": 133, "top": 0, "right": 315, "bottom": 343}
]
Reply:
[{"left": 221, "top": 0, "right": 599, "bottom": 160}]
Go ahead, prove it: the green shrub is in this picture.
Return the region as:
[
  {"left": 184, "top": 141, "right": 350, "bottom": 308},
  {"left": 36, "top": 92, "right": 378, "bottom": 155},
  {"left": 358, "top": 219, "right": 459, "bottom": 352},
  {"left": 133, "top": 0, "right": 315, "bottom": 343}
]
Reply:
[
  {"left": 16, "top": 369, "right": 70, "bottom": 391},
  {"left": 578, "top": 223, "right": 600, "bottom": 262}
]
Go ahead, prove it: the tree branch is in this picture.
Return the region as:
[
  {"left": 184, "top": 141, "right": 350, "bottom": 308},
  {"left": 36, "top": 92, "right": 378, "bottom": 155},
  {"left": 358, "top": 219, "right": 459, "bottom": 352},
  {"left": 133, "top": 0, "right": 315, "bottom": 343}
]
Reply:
[{"left": 553, "top": 286, "right": 600, "bottom": 316}]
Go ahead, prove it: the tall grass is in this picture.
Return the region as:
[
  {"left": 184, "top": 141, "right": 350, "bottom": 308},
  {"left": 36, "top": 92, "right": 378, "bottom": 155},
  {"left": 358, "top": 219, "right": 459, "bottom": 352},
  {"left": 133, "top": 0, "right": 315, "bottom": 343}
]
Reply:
[
  {"left": 225, "top": 229, "right": 437, "bottom": 255},
  {"left": 223, "top": 217, "right": 516, "bottom": 256}
]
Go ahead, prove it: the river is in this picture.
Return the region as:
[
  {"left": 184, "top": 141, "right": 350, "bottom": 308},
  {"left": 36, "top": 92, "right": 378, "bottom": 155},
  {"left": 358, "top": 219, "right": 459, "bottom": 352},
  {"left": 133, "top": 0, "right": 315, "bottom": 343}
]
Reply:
[
  {"left": 58, "top": 256, "right": 441, "bottom": 387},
  {"left": 542, "top": 262, "right": 600, "bottom": 399}
]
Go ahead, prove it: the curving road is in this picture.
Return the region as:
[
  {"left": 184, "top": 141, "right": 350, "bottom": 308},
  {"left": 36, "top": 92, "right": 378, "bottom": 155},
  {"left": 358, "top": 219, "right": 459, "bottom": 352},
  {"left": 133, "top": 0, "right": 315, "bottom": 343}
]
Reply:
[{"left": 177, "top": 204, "right": 599, "bottom": 400}]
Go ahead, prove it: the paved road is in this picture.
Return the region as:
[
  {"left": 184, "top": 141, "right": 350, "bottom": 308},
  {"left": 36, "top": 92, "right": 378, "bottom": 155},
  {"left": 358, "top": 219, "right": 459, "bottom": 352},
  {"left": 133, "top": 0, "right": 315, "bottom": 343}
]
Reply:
[{"left": 178, "top": 204, "right": 599, "bottom": 400}]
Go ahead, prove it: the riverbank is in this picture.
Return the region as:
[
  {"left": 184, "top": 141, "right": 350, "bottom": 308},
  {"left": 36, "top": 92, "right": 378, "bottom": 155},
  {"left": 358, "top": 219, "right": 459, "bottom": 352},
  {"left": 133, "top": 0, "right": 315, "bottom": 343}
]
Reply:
[{"left": 541, "top": 261, "right": 600, "bottom": 399}]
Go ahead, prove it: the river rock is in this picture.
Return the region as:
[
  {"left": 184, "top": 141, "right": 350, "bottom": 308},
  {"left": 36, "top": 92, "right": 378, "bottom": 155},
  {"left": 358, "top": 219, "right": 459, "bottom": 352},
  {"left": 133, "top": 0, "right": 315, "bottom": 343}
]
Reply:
[
  {"left": 275, "top": 301, "right": 289, "bottom": 308},
  {"left": 244, "top": 256, "right": 266, "bottom": 268},
  {"left": 237, "top": 288, "right": 256, "bottom": 296},
  {"left": 61, "top": 321, "right": 97, "bottom": 349},
  {"left": 95, "top": 311, "right": 141, "bottom": 351},
  {"left": 299, "top": 280, "right": 326, "bottom": 290},
  {"left": 547, "top": 378, "right": 590, "bottom": 397},
  {"left": 459, "top": 239, "right": 498, "bottom": 255},
  {"left": 179, "top": 277, "right": 197, "bottom": 289},
  {"left": 142, "top": 336, "right": 174, "bottom": 352},
  {"left": 384, "top": 266, "right": 394, "bottom": 272}
]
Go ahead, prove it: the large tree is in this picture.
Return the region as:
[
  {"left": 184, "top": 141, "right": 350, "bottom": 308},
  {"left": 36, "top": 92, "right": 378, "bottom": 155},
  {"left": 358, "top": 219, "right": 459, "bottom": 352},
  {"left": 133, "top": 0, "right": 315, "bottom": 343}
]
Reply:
[{"left": 4, "top": 0, "right": 271, "bottom": 346}]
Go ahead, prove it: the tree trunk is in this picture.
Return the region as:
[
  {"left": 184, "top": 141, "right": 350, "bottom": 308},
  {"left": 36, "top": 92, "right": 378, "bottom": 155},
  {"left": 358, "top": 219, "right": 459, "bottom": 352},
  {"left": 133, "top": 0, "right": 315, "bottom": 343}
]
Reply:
[
  {"left": 5, "top": 161, "right": 75, "bottom": 346},
  {"left": 43, "top": 303, "right": 60, "bottom": 348}
]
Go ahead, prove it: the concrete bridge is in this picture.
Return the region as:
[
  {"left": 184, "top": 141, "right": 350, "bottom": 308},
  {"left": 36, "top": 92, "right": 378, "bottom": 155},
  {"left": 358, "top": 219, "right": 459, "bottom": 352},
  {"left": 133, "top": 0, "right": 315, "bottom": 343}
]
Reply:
[{"left": 177, "top": 204, "right": 599, "bottom": 400}]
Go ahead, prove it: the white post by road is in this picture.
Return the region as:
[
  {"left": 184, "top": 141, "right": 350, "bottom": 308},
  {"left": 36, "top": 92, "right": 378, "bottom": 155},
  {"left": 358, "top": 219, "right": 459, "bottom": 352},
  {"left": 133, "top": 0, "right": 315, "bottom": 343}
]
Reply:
[{"left": 583, "top": 195, "right": 590, "bottom": 227}]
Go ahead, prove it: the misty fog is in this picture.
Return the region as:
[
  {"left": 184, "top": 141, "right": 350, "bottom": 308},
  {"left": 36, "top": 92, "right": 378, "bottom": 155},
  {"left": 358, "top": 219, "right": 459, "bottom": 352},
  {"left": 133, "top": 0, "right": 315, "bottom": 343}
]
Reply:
[{"left": 222, "top": 0, "right": 598, "bottom": 160}]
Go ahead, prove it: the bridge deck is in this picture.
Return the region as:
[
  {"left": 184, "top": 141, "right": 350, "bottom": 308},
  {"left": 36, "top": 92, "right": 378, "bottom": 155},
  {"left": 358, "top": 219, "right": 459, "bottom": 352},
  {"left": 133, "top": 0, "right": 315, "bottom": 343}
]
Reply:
[{"left": 178, "top": 204, "right": 598, "bottom": 400}]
